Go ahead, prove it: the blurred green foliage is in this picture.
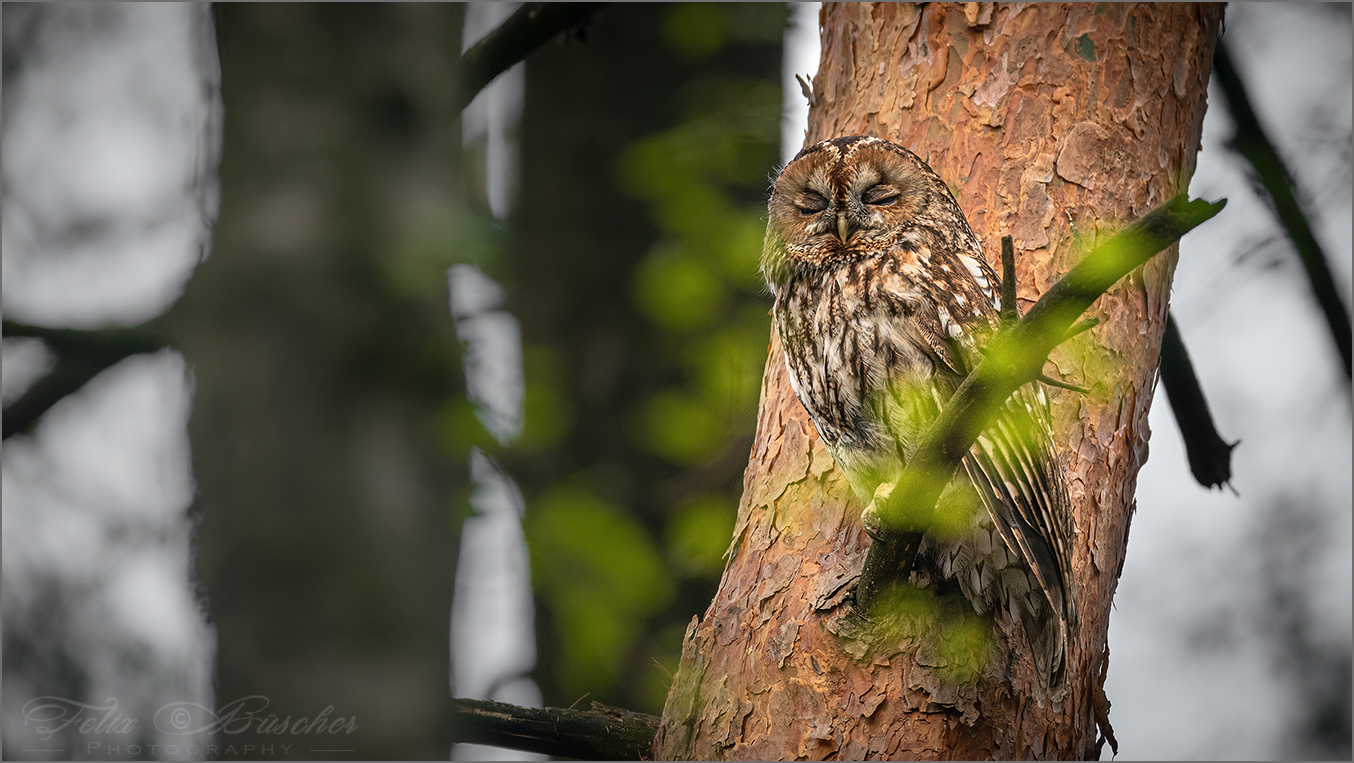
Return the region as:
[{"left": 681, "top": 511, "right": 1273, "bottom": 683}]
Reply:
[
  {"left": 618, "top": 72, "right": 781, "bottom": 469},
  {"left": 589, "top": 6, "right": 783, "bottom": 705},
  {"left": 931, "top": 482, "right": 986, "bottom": 539},
  {"left": 367, "top": 1, "right": 790, "bottom": 716},
  {"left": 870, "top": 580, "right": 992, "bottom": 687},
  {"left": 632, "top": 243, "right": 727, "bottom": 333},
  {"left": 661, "top": 3, "right": 727, "bottom": 61},
  {"left": 639, "top": 390, "right": 725, "bottom": 464},
  {"left": 518, "top": 345, "right": 574, "bottom": 452},
  {"left": 934, "top": 611, "right": 991, "bottom": 685},
  {"left": 667, "top": 494, "right": 738, "bottom": 576},
  {"left": 661, "top": 3, "right": 786, "bottom": 61},
  {"left": 389, "top": 205, "right": 507, "bottom": 299},
  {"left": 478, "top": 3, "right": 787, "bottom": 713},
  {"left": 525, "top": 485, "right": 675, "bottom": 697},
  {"left": 438, "top": 395, "right": 496, "bottom": 456}
]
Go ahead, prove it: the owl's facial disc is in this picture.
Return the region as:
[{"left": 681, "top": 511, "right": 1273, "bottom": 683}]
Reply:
[{"left": 764, "top": 136, "right": 942, "bottom": 275}]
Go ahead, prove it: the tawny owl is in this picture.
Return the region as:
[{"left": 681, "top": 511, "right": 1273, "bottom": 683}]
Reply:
[{"left": 761, "top": 135, "right": 1076, "bottom": 693}]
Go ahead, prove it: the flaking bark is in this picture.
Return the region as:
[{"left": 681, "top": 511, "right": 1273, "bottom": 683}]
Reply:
[{"left": 655, "top": 4, "right": 1224, "bottom": 759}]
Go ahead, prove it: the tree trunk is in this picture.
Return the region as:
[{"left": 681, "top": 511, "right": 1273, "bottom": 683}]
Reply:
[
  {"left": 179, "top": 6, "right": 467, "bottom": 757},
  {"left": 655, "top": 3, "right": 1224, "bottom": 759}
]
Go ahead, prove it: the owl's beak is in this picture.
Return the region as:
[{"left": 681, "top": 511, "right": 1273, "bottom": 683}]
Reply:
[{"left": 837, "top": 213, "right": 851, "bottom": 244}]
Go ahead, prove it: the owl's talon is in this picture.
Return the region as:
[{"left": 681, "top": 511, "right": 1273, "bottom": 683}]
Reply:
[
  {"left": 861, "top": 481, "right": 895, "bottom": 540},
  {"left": 862, "top": 510, "right": 884, "bottom": 541}
]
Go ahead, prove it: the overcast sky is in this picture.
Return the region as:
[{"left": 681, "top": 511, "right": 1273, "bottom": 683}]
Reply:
[{"left": 1112, "top": 4, "right": 1351, "bottom": 758}]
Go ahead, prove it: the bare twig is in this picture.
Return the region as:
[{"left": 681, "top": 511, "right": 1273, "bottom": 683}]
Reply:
[
  {"left": 999, "top": 234, "right": 1018, "bottom": 327},
  {"left": 1061, "top": 317, "right": 1100, "bottom": 343},
  {"left": 450, "top": 697, "right": 658, "bottom": 760},
  {"left": 1212, "top": 39, "right": 1352, "bottom": 381},
  {"left": 855, "top": 194, "right": 1227, "bottom": 611}
]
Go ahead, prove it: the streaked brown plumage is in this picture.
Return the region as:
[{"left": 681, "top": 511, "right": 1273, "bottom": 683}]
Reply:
[{"left": 761, "top": 135, "right": 1076, "bottom": 694}]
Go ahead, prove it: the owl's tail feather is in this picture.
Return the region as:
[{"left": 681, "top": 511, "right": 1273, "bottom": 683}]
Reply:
[
  {"left": 1019, "top": 587, "right": 1068, "bottom": 698},
  {"left": 962, "top": 386, "right": 1076, "bottom": 697},
  {"left": 935, "top": 521, "right": 1071, "bottom": 695}
]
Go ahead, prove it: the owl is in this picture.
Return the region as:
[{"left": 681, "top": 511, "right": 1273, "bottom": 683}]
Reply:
[{"left": 761, "top": 135, "right": 1076, "bottom": 693}]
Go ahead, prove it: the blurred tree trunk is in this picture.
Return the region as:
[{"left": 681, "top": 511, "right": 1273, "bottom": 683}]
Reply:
[
  {"left": 172, "top": 6, "right": 466, "bottom": 758},
  {"left": 655, "top": 3, "right": 1224, "bottom": 759}
]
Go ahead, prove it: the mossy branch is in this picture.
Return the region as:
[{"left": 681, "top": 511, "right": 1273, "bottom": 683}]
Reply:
[{"left": 855, "top": 194, "right": 1227, "bottom": 611}]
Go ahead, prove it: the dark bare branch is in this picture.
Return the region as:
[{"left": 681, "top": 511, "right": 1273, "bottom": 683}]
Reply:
[
  {"left": 1212, "top": 39, "right": 1352, "bottom": 381},
  {"left": 450, "top": 697, "right": 658, "bottom": 760},
  {"left": 1159, "top": 312, "right": 1237, "bottom": 490},
  {"left": 3, "top": 320, "right": 168, "bottom": 439}
]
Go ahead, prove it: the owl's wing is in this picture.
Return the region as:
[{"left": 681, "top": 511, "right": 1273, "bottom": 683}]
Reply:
[
  {"left": 867, "top": 243, "right": 997, "bottom": 464},
  {"left": 896, "top": 243, "right": 1001, "bottom": 380},
  {"left": 961, "top": 382, "right": 1076, "bottom": 688}
]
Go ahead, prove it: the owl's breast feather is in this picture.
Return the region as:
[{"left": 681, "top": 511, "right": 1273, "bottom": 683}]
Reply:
[{"left": 776, "top": 261, "right": 937, "bottom": 458}]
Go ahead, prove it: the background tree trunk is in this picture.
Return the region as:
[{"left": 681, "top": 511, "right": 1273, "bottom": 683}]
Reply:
[
  {"left": 177, "top": 6, "right": 467, "bottom": 756},
  {"left": 655, "top": 3, "right": 1224, "bottom": 759}
]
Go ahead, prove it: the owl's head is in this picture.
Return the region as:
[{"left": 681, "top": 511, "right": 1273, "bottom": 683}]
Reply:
[{"left": 762, "top": 135, "right": 969, "bottom": 286}]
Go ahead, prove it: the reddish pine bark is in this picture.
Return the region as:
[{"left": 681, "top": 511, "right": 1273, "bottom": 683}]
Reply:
[{"left": 655, "top": 3, "right": 1224, "bottom": 759}]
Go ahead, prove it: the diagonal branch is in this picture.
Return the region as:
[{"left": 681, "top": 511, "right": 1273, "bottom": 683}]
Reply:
[
  {"left": 1212, "top": 39, "right": 1352, "bottom": 381},
  {"left": 855, "top": 194, "right": 1228, "bottom": 611},
  {"left": 456, "top": 3, "right": 609, "bottom": 114},
  {"left": 450, "top": 697, "right": 658, "bottom": 760}
]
